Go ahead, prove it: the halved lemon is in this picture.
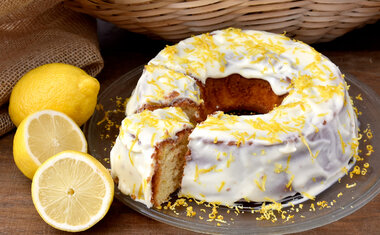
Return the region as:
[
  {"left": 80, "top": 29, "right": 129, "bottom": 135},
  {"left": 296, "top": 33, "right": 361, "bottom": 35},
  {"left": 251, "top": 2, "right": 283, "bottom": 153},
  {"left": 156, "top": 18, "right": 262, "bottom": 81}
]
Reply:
[
  {"left": 13, "top": 110, "right": 87, "bottom": 179},
  {"left": 31, "top": 150, "right": 114, "bottom": 232}
]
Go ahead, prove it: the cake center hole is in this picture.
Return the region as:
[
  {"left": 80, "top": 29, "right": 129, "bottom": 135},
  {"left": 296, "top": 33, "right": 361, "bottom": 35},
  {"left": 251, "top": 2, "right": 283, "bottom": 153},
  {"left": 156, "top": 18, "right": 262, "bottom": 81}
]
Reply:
[{"left": 199, "top": 74, "right": 287, "bottom": 116}]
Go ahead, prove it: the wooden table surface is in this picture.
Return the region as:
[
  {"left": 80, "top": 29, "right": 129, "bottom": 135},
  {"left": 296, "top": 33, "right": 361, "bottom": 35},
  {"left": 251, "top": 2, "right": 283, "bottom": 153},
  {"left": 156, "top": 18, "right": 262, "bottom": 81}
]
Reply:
[{"left": 0, "top": 21, "right": 379, "bottom": 234}]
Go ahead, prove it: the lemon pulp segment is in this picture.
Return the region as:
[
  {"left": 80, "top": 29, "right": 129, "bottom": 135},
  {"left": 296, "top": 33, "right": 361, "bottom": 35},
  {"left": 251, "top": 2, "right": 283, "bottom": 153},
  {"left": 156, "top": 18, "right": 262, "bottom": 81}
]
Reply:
[
  {"left": 28, "top": 113, "right": 86, "bottom": 164},
  {"left": 32, "top": 151, "right": 114, "bottom": 232},
  {"left": 13, "top": 110, "right": 87, "bottom": 179}
]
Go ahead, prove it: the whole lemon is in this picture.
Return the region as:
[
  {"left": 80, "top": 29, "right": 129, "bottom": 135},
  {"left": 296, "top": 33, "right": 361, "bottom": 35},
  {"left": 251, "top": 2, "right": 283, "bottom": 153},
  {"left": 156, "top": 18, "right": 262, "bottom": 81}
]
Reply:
[{"left": 9, "top": 63, "right": 100, "bottom": 127}]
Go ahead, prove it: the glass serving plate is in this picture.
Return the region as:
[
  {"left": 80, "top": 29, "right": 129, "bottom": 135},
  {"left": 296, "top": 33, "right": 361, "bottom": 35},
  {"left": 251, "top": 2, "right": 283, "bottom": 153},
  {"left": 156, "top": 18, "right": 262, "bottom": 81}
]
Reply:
[{"left": 84, "top": 66, "right": 380, "bottom": 234}]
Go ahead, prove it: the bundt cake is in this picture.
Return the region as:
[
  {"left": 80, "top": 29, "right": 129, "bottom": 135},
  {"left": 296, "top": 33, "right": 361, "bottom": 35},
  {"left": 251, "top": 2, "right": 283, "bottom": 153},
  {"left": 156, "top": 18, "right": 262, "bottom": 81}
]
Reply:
[{"left": 112, "top": 28, "right": 359, "bottom": 207}]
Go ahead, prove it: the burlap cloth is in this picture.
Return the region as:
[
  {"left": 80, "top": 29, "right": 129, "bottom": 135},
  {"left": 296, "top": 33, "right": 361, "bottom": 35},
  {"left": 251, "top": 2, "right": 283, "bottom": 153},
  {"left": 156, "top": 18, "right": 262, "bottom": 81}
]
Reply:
[{"left": 0, "top": 0, "right": 104, "bottom": 136}]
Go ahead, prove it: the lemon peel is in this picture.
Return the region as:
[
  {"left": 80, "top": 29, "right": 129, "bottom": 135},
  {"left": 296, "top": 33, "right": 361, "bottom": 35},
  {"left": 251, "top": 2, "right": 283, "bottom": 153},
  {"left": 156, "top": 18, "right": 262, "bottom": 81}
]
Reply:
[{"left": 9, "top": 63, "right": 99, "bottom": 126}]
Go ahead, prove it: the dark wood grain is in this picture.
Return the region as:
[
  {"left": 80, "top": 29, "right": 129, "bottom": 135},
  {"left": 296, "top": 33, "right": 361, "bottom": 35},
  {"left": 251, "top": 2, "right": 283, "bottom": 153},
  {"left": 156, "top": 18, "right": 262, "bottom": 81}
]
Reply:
[{"left": 0, "top": 20, "right": 379, "bottom": 235}]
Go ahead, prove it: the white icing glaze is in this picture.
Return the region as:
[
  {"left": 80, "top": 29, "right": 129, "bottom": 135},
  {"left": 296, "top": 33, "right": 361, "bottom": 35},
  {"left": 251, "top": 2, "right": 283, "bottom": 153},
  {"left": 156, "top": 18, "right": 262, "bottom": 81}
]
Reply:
[
  {"left": 118, "top": 28, "right": 359, "bottom": 207},
  {"left": 175, "top": 29, "right": 358, "bottom": 205},
  {"left": 126, "top": 65, "right": 202, "bottom": 116},
  {"left": 149, "top": 29, "right": 305, "bottom": 95},
  {"left": 180, "top": 92, "right": 357, "bottom": 204},
  {"left": 110, "top": 107, "right": 193, "bottom": 207}
]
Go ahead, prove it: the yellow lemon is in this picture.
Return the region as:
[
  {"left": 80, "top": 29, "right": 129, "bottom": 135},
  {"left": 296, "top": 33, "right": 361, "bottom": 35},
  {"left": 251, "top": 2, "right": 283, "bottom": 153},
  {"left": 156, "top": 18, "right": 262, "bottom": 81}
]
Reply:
[
  {"left": 9, "top": 63, "right": 100, "bottom": 127},
  {"left": 13, "top": 110, "right": 87, "bottom": 179},
  {"left": 32, "top": 150, "right": 114, "bottom": 232}
]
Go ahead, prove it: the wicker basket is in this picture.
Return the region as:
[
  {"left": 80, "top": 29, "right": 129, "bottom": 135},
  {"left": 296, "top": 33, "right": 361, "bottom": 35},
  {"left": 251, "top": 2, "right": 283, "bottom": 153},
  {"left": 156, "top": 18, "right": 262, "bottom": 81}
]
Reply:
[{"left": 64, "top": 0, "right": 380, "bottom": 43}]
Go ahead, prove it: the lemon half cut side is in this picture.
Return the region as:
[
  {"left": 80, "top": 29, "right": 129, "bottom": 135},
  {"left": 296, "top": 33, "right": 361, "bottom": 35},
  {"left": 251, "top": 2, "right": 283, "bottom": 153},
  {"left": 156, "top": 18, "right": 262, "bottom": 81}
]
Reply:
[
  {"left": 31, "top": 150, "right": 114, "bottom": 232},
  {"left": 13, "top": 110, "right": 87, "bottom": 179}
]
